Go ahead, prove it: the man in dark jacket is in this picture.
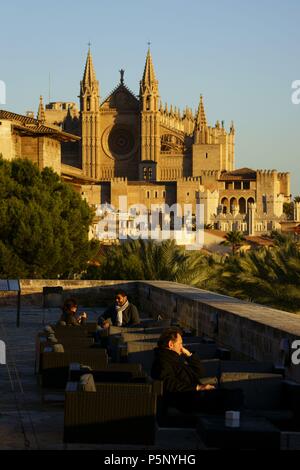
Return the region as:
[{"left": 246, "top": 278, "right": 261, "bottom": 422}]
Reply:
[
  {"left": 98, "top": 290, "right": 140, "bottom": 329},
  {"left": 151, "top": 327, "right": 243, "bottom": 413}
]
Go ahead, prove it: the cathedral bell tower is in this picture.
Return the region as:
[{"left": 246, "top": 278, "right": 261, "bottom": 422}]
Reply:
[
  {"left": 80, "top": 47, "right": 101, "bottom": 179},
  {"left": 139, "top": 48, "right": 161, "bottom": 181}
]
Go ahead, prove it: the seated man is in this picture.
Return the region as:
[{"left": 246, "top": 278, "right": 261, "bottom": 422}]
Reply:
[
  {"left": 151, "top": 327, "right": 243, "bottom": 414},
  {"left": 57, "top": 298, "right": 87, "bottom": 327},
  {"left": 97, "top": 290, "right": 140, "bottom": 329}
]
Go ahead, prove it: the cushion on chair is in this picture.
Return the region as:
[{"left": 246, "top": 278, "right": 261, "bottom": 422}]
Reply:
[
  {"left": 79, "top": 373, "right": 96, "bottom": 392},
  {"left": 44, "top": 325, "right": 55, "bottom": 334},
  {"left": 48, "top": 336, "right": 58, "bottom": 344},
  {"left": 53, "top": 344, "right": 65, "bottom": 353}
]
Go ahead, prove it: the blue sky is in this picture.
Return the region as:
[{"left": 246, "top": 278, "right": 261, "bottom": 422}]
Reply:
[{"left": 1, "top": 0, "right": 300, "bottom": 195}]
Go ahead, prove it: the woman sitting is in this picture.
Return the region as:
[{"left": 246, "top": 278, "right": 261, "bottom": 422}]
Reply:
[{"left": 58, "top": 298, "right": 87, "bottom": 326}]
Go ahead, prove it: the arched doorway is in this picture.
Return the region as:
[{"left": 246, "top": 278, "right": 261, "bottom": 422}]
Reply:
[
  {"left": 221, "top": 197, "right": 229, "bottom": 214},
  {"left": 247, "top": 197, "right": 255, "bottom": 211},
  {"left": 239, "top": 197, "right": 246, "bottom": 214},
  {"left": 230, "top": 197, "right": 238, "bottom": 213}
]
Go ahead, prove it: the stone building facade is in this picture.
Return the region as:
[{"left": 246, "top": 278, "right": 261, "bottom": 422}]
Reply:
[
  {"left": 0, "top": 48, "right": 292, "bottom": 237},
  {"left": 0, "top": 109, "right": 80, "bottom": 175}
]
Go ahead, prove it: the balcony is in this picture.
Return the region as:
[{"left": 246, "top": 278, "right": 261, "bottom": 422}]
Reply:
[{"left": 0, "top": 280, "right": 300, "bottom": 450}]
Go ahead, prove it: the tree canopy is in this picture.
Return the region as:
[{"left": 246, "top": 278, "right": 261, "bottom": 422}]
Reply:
[
  {"left": 86, "top": 235, "right": 300, "bottom": 314},
  {"left": 0, "top": 157, "right": 97, "bottom": 278}
]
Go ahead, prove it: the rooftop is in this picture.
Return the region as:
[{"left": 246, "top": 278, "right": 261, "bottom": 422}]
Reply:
[
  {"left": 0, "top": 110, "right": 80, "bottom": 142},
  {"left": 220, "top": 168, "right": 257, "bottom": 181},
  {"left": 0, "top": 280, "right": 300, "bottom": 450}
]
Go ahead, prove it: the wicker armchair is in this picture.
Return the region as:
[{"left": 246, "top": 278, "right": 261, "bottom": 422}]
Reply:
[
  {"left": 35, "top": 333, "right": 98, "bottom": 374},
  {"left": 64, "top": 380, "right": 162, "bottom": 445},
  {"left": 40, "top": 349, "right": 108, "bottom": 389},
  {"left": 68, "top": 362, "right": 147, "bottom": 383}
]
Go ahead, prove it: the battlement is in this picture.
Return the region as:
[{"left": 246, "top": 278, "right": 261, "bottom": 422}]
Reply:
[
  {"left": 198, "top": 189, "right": 219, "bottom": 197},
  {"left": 256, "top": 169, "right": 277, "bottom": 176},
  {"left": 267, "top": 194, "right": 285, "bottom": 201},
  {"left": 179, "top": 177, "right": 201, "bottom": 182},
  {"left": 111, "top": 177, "right": 128, "bottom": 183},
  {"left": 200, "top": 170, "right": 220, "bottom": 177}
]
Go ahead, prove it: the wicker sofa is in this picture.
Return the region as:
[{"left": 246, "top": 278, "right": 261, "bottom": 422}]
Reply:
[
  {"left": 68, "top": 361, "right": 148, "bottom": 383},
  {"left": 64, "top": 379, "right": 163, "bottom": 445},
  {"left": 40, "top": 348, "right": 108, "bottom": 389}
]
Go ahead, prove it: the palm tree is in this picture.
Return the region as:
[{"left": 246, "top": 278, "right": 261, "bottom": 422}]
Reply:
[
  {"left": 218, "top": 240, "right": 300, "bottom": 312},
  {"left": 83, "top": 238, "right": 223, "bottom": 289},
  {"left": 220, "top": 230, "right": 246, "bottom": 255}
]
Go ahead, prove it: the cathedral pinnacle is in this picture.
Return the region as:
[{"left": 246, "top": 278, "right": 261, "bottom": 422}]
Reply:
[
  {"left": 82, "top": 47, "right": 97, "bottom": 88},
  {"left": 37, "top": 95, "right": 46, "bottom": 123},
  {"left": 196, "top": 95, "right": 207, "bottom": 129},
  {"left": 141, "top": 47, "right": 158, "bottom": 90},
  {"left": 80, "top": 46, "right": 100, "bottom": 111}
]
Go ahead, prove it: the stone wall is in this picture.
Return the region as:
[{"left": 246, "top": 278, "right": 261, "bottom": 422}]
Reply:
[
  {"left": 0, "top": 120, "right": 13, "bottom": 160},
  {"left": 192, "top": 143, "right": 221, "bottom": 174},
  {"left": 137, "top": 281, "right": 300, "bottom": 383},
  {"left": 0, "top": 280, "right": 137, "bottom": 308}
]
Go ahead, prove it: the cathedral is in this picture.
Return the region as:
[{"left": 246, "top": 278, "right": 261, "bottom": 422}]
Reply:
[{"left": 0, "top": 48, "right": 293, "bottom": 238}]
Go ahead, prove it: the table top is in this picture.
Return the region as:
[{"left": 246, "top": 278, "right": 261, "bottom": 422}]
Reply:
[
  {"left": 198, "top": 414, "right": 281, "bottom": 449},
  {"left": 199, "top": 415, "right": 280, "bottom": 433}
]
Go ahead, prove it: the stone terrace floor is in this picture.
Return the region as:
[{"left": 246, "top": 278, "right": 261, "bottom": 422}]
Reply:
[{"left": 0, "top": 306, "right": 203, "bottom": 450}]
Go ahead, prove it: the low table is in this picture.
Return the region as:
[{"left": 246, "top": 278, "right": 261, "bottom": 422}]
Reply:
[{"left": 197, "top": 415, "right": 281, "bottom": 450}]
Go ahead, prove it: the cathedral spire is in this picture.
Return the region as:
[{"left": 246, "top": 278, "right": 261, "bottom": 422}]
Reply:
[
  {"left": 196, "top": 95, "right": 207, "bottom": 129},
  {"left": 82, "top": 47, "right": 97, "bottom": 88},
  {"left": 37, "top": 95, "right": 46, "bottom": 123},
  {"left": 230, "top": 120, "right": 235, "bottom": 134},
  {"left": 80, "top": 46, "right": 101, "bottom": 180},
  {"left": 140, "top": 47, "right": 159, "bottom": 111},
  {"left": 140, "top": 46, "right": 161, "bottom": 165},
  {"left": 80, "top": 46, "right": 100, "bottom": 112},
  {"left": 194, "top": 95, "right": 208, "bottom": 144},
  {"left": 141, "top": 47, "right": 157, "bottom": 88}
]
